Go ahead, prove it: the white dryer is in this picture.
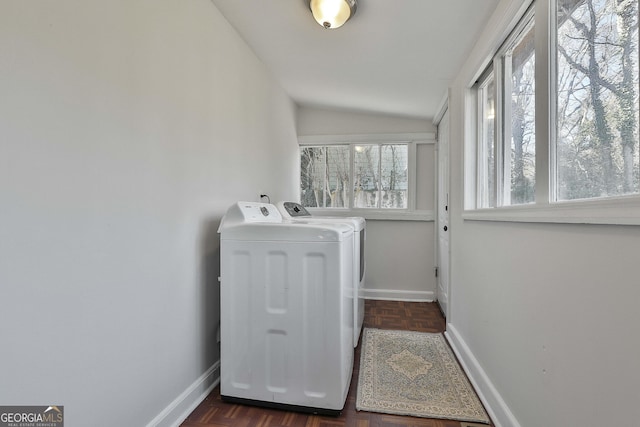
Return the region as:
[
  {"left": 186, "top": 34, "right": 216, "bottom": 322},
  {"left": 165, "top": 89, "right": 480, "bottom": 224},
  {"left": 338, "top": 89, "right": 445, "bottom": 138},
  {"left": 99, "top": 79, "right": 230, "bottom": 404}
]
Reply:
[
  {"left": 218, "top": 201, "right": 354, "bottom": 414},
  {"left": 276, "top": 201, "right": 365, "bottom": 347}
]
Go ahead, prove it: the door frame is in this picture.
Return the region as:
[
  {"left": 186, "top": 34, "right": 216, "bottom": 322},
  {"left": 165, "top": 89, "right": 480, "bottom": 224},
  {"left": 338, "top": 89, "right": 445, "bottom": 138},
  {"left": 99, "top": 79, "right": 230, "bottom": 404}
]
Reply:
[{"left": 434, "top": 98, "right": 450, "bottom": 319}]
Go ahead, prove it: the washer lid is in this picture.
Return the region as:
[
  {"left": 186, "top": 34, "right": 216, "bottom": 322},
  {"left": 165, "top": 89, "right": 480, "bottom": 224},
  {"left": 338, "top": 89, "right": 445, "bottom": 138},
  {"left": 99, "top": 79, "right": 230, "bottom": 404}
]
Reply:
[
  {"left": 299, "top": 216, "right": 365, "bottom": 231},
  {"left": 220, "top": 221, "right": 353, "bottom": 242}
]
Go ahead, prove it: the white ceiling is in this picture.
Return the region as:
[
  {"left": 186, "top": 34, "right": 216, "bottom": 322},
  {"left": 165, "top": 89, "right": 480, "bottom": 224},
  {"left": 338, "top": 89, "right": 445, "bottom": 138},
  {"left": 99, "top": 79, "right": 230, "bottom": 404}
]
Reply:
[{"left": 210, "top": 0, "right": 500, "bottom": 120}]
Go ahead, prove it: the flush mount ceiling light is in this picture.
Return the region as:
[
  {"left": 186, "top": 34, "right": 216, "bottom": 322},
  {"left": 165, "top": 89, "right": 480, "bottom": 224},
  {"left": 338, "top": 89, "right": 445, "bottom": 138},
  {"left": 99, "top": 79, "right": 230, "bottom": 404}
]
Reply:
[{"left": 309, "top": 0, "right": 357, "bottom": 29}]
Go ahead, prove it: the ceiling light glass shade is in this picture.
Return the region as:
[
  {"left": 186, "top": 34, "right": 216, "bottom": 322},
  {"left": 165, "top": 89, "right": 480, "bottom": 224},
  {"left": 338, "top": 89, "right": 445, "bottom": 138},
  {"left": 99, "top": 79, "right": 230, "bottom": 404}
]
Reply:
[{"left": 309, "top": 0, "right": 357, "bottom": 29}]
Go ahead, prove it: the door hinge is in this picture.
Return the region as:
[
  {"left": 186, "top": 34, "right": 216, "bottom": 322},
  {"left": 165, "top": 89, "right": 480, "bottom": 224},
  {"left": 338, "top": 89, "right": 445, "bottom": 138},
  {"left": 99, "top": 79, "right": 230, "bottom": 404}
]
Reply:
[{"left": 435, "top": 267, "right": 439, "bottom": 278}]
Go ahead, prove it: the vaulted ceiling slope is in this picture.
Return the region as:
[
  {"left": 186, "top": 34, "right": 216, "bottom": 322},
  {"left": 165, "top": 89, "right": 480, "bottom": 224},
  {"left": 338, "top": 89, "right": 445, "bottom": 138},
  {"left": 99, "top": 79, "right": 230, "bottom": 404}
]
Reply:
[{"left": 210, "top": 0, "right": 500, "bottom": 120}]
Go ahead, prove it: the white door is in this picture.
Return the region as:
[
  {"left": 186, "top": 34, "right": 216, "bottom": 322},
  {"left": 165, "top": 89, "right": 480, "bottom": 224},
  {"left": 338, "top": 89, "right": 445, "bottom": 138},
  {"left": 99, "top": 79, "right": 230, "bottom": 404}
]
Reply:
[{"left": 436, "top": 109, "right": 450, "bottom": 318}]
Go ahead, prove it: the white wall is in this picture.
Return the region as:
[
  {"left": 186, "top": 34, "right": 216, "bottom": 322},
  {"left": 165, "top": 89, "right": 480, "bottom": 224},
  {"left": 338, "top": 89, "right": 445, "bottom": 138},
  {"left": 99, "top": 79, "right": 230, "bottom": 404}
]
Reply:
[
  {"left": 446, "top": 1, "right": 640, "bottom": 426},
  {"left": 0, "top": 1, "right": 298, "bottom": 426},
  {"left": 363, "top": 220, "right": 435, "bottom": 300},
  {"left": 297, "top": 106, "right": 437, "bottom": 300},
  {"left": 297, "top": 106, "right": 434, "bottom": 135}
]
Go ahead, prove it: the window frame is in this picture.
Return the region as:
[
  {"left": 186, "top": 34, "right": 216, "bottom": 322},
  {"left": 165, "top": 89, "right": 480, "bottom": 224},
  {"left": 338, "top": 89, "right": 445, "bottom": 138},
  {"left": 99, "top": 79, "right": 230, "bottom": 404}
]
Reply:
[
  {"left": 475, "top": 5, "right": 537, "bottom": 209},
  {"left": 476, "top": 69, "right": 497, "bottom": 209},
  {"left": 299, "top": 133, "right": 435, "bottom": 221},
  {"left": 464, "top": 0, "right": 640, "bottom": 226}
]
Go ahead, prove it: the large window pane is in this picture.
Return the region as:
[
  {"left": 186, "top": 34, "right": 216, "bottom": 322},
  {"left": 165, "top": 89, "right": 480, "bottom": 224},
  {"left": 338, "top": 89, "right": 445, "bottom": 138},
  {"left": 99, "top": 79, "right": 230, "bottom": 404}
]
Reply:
[
  {"left": 556, "top": 0, "right": 640, "bottom": 200},
  {"left": 300, "top": 147, "right": 326, "bottom": 207},
  {"left": 354, "top": 145, "right": 379, "bottom": 208},
  {"left": 380, "top": 145, "right": 408, "bottom": 208},
  {"left": 505, "top": 17, "right": 536, "bottom": 205},
  {"left": 300, "top": 146, "right": 349, "bottom": 207},
  {"left": 326, "top": 146, "right": 350, "bottom": 207}
]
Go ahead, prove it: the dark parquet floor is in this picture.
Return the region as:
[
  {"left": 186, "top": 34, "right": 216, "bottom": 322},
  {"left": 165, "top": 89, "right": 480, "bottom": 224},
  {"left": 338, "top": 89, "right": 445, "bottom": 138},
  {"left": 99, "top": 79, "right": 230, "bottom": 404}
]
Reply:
[{"left": 181, "top": 300, "right": 493, "bottom": 427}]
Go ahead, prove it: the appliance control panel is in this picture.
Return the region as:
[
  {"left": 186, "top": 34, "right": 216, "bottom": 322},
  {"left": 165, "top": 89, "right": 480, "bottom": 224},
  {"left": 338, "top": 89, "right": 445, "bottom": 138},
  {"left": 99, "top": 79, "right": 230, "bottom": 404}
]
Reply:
[
  {"left": 224, "top": 202, "right": 283, "bottom": 225},
  {"left": 282, "top": 202, "right": 311, "bottom": 217},
  {"left": 238, "top": 202, "right": 281, "bottom": 222},
  {"left": 218, "top": 202, "right": 283, "bottom": 233}
]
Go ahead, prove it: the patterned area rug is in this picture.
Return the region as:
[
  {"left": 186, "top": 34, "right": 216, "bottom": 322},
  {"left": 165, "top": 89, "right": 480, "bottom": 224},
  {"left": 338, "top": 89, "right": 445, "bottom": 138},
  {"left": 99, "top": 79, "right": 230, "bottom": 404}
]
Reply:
[{"left": 356, "top": 328, "right": 490, "bottom": 424}]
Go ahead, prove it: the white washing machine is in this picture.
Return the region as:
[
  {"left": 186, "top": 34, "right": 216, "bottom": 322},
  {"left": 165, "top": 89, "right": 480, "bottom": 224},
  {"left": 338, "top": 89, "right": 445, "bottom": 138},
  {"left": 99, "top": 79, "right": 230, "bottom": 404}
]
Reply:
[
  {"left": 218, "top": 201, "right": 354, "bottom": 414},
  {"left": 276, "top": 201, "right": 365, "bottom": 347}
]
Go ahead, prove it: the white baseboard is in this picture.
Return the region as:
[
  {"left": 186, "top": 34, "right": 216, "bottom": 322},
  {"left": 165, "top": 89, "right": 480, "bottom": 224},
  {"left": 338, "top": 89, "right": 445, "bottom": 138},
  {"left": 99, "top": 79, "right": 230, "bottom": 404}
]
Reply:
[
  {"left": 445, "top": 324, "right": 521, "bottom": 427},
  {"left": 362, "top": 288, "right": 435, "bottom": 302},
  {"left": 146, "top": 361, "right": 220, "bottom": 427}
]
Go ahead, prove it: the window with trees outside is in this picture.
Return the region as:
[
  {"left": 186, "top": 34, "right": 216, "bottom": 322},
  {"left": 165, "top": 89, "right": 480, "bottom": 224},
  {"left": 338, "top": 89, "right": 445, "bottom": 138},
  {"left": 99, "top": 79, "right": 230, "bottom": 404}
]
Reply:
[
  {"left": 300, "top": 144, "right": 409, "bottom": 209},
  {"left": 472, "top": 0, "right": 639, "bottom": 216},
  {"left": 556, "top": 0, "right": 639, "bottom": 200}
]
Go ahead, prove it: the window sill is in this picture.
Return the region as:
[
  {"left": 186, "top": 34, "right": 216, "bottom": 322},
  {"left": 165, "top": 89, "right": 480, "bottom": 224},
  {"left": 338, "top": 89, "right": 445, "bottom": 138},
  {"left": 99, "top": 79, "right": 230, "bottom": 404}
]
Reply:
[
  {"left": 307, "top": 208, "right": 434, "bottom": 222},
  {"left": 463, "top": 196, "right": 640, "bottom": 226}
]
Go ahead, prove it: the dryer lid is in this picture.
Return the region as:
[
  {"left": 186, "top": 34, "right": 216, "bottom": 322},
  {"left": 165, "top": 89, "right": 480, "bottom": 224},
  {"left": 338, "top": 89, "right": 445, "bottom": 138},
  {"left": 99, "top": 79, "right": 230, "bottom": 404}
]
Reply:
[
  {"left": 220, "top": 221, "right": 353, "bottom": 242},
  {"left": 276, "top": 201, "right": 365, "bottom": 231}
]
